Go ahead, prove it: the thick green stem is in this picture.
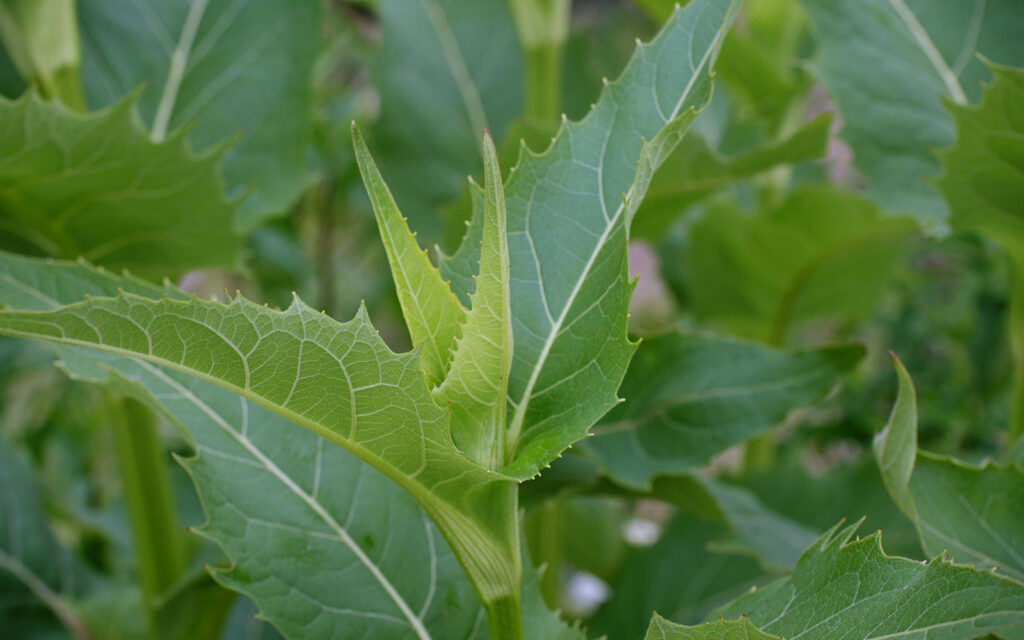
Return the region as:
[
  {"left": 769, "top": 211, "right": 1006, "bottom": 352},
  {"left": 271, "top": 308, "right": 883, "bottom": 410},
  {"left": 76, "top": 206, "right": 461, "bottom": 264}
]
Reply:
[
  {"left": 1009, "top": 255, "right": 1024, "bottom": 444},
  {"left": 485, "top": 591, "right": 525, "bottom": 640},
  {"left": 0, "top": 0, "right": 86, "bottom": 109},
  {"left": 108, "top": 394, "right": 188, "bottom": 626},
  {"left": 509, "top": 0, "right": 570, "bottom": 125}
]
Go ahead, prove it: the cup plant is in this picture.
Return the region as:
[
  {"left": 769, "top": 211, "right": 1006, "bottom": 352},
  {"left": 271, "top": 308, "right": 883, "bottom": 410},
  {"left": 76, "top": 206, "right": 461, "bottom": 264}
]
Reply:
[{"left": 0, "top": 0, "right": 1022, "bottom": 639}]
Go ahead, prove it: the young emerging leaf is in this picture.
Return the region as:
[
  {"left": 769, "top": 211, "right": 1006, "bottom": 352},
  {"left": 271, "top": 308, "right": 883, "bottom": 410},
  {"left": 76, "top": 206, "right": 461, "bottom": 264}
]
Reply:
[
  {"left": 352, "top": 123, "right": 466, "bottom": 387},
  {"left": 875, "top": 356, "right": 1024, "bottom": 583},
  {"left": 433, "top": 132, "right": 513, "bottom": 470},
  {"left": 442, "top": 0, "right": 742, "bottom": 479}
]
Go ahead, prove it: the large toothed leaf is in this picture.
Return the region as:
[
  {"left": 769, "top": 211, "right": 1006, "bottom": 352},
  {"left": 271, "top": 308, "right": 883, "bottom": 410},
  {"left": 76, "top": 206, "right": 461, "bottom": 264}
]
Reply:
[
  {"left": 475, "top": 0, "right": 742, "bottom": 479},
  {"left": 683, "top": 187, "right": 915, "bottom": 343},
  {"left": 582, "top": 333, "right": 864, "bottom": 489},
  {"left": 712, "top": 521, "right": 1024, "bottom": 639},
  {"left": 352, "top": 125, "right": 465, "bottom": 388},
  {"left": 644, "top": 616, "right": 779, "bottom": 640},
  {"left": 369, "top": 0, "right": 522, "bottom": 239},
  {"left": 937, "top": 62, "right": 1024, "bottom": 442},
  {"left": 875, "top": 356, "right": 1024, "bottom": 584},
  {"left": 0, "top": 250, "right": 580, "bottom": 640},
  {"left": 0, "top": 93, "right": 238, "bottom": 278},
  {"left": 0, "top": 260, "right": 521, "bottom": 611},
  {"left": 799, "top": 0, "right": 1024, "bottom": 225},
  {"left": 433, "top": 133, "right": 512, "bottom": 469},
  {"left": 77, "top": 0, "right": 320, "bottom": 229}
]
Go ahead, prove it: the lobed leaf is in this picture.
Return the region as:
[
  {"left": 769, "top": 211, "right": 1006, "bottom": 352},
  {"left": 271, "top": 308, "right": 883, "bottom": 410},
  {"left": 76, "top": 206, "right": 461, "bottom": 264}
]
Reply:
[{"left": 645, "top": 615, "right": 779, "bottom": 640}]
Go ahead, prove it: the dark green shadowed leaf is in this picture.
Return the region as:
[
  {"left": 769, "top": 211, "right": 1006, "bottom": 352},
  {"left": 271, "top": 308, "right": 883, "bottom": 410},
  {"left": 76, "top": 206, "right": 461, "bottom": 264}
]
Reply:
[
  {"left": 583, "top": 333, "right": 864, "bottom": 489},
  {"left": 0, "top": 93, "right": 238, "bottom": 278},
  {"left": 77, "top": 0, "right": 321, "bottom": 229}
]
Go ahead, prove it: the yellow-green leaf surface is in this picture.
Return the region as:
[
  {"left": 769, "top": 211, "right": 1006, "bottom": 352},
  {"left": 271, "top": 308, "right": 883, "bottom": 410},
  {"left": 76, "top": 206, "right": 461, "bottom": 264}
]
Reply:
[
  {"left": 876, "top": 356, "right": 1024, "bottom": 584},
  {"left": 433, "top": 133, "right": 513, "bottom": 470},
  {"left": 645, "top": 616, "right": 779, "bottom": 640},
  {"left": 713, "top": 521, "right": 1024, "bottom": 639},
  {"left": 441, "top": 0, "right": 742, "bottom": 479},
  {"left": 0, "top": 93, "right": 238, "bottom": 278},
  {"left": 352, "top": 124, "right": 465, "bottom": 388}
]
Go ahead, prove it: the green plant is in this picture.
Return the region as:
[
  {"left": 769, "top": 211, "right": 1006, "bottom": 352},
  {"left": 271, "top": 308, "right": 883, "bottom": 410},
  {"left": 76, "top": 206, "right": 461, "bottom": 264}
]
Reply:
[{"left": 0, "top": 0, "right": 1022, "bottom": 639}]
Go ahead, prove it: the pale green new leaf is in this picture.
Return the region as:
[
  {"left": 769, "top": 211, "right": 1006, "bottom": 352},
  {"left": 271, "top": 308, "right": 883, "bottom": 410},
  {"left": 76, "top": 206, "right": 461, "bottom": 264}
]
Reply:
[
  {"left": 582, "top": 333, "right": 864, "bottom": 489},
  {"left": 645, "top": 616, "right": 778, "bottom": 640},
  {"left": 77, "top": 0, "right": 320, "bottom": 229},
  {"left": 799, "top": 0, "right": 1024, "bottom": 225},
  {"left": 938, "top": 62, "right": 1024, "bottom": 442},
  {"left": 434, "top": 133, "right": 512, "bottom": 469},
  {"left": 684, "top": 187, "right": 915, "bottom": 343},
  {"left": 632, "top": 114, "right": 832, "bottom": 239},
  {"left": 713, "top": 521, "right": 1024, "bottom": 639},
  {"left": 875, "top": 356, "right": 1024, "bottom": 584},
  {"left": 482, "top": 0, "right": 742, "bottom": 478},
  {"left": 0, "top": 270, "right": 521, "bottom": 610},
  {"left": 352, "top": 124, "right": 465, "bottom": 388},
  {"left": 0, "top": 93, "right": 238, "bottom": 278}
]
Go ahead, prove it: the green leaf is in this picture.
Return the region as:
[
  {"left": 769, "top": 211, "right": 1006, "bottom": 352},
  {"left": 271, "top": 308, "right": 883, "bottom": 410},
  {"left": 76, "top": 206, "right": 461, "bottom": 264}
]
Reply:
[
  {"left": 632, "top": 114, "right": 832, "bottom": 239},
  {"left": 0, "top": 439, "right": 95, "bottom": 640},
  {"left": 433, "top": 133, "right": 513, "bottom": 469},
  {"left": 582, "top": 333, "right": 864, "bottom": 489},
  {"left": 590, "top": 515, "right": 770, "bottom": 640},
  {"left": 0, "top": 261, "right": 522, "bottom": 616},
  {"left": 0, "top": 92, "right": 238, "bottom": 278},
  {"left": 875, "top": 356, "right": 1024, "bottom": 584},
  {"left": 352, "top": 124, "right": 465, "bottom": 388},
  {"left": 0, "top": 0, "right": 84, "bottom": 109},
  {"left": 683, "top": 187, "right": 914, "bottom": 343},
  {"left": 488, "top": 0, "right": 742, "bottom": 479},
  {"left": 799, "top": 0, "right": 1024, "bottom": 225},
  {"left": 713, "top": 521, "right": 1024, "bottom": 639},
  {"left": 0, "top": 250, "right": 582, "bottom": 640},
  {"left": 77, "top": 0, "right": 321, "bottom": 229},
  {"left": 369, "top": 0, "right": 522, "bottom": 239},
  {"left": 644, "top": 615, "right": 779, "bottom": 640},
  {"left": 937, "top": 62, "right": 1024, "bottom": 442}
]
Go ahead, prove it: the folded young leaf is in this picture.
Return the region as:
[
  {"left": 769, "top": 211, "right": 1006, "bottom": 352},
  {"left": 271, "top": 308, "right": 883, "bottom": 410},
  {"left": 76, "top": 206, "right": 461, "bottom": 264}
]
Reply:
[
  {"left": 0, "top": 93, "right": 238, "bottom": 278},
  {"left": 714, "top": 522, "right": 1024, "bottom": 638},
  {"left": 77, "top": 0, "right": 320, "bottom": 229},
  {"left": 0, "top": 260, "right": 522, "bottom": 615},
  {"left": 482, "top": 0, "right": 742, "bottom": 479},
  {"left": 352, "top": 124, "right": 466, "bottom": 388},
  {"left": 645, "top": 615, "right": 779, "bottom": 640},
  {"left": 683, "top": 187, "right": 915, "bottom": 343},
  {"left": 938, "top": 62, "right": 1024, "bottom": 442},
  {"left": 875, "top": 356, "right": 1024, "bottom": 584},
  {"left": 583, "top": 333, "right": 864, "bottom": 489},
  {"left": 800, "top": 0, "right": 1024, "bottom": 225},
  {"left": 434, "top": 133, "right": 513, "bottom": 469}
]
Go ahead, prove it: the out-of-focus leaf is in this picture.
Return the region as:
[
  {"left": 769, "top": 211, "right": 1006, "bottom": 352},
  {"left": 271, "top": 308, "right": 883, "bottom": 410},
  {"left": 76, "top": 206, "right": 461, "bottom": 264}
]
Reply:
[
  {"left": 590, "top": 515, "right": 769, "bottom": 640},
  {"left": 713, "top": 521, "right": 1024, "bottom": 639},
  {"left": 0, "top": 93, "right": 238, "bottom": 278},
  {"left": 876, "top": 356, "right": 1024, "bottom": 584},
  {"left": 78, "top": 0, "right": 321, "bottom": 229},
  {"left": 644, "top": 616, "right": 779, "bottom": 640},
  {"left": 369, "top": 0, "right": 522, "bottom": 240},
  {"left": 938, "top": 62, "right": 1024, "bottom": 442},
  {"left": 683, "top": 187, "right": 915, "bottom": 342},
  {"left": 633, "top": 114, "right": 831, "bottom": 238},
  {"left": 800, "top": 0, "right": 1024, "bottom": 226},
  {"left": 583, "top": 333, "right": 863, "bottom": 489}
]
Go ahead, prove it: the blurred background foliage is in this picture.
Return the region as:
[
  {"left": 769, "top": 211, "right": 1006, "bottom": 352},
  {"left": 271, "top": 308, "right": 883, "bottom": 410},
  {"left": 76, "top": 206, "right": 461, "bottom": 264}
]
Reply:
[{"left": 0, "top": 0, "right": 1020, "bottom": 638}]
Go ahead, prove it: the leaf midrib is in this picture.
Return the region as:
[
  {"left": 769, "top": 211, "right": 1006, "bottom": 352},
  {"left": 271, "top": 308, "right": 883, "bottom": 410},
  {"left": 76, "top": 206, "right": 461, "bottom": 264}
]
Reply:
[
  {"left": 886, "top": 0, "right": 967, "bottom": 105},
  {"left": 151, "top": 0, "right": 211, "bottom": 141}
]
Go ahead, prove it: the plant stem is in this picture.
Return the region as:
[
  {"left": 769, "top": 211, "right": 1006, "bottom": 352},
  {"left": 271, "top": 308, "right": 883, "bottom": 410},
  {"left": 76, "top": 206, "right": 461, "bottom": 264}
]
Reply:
[
  {"left": 0, "top": 0, "right": 86, "bottom": 110},
  {"left": 485, "top": 591, "right": 525, "bottom": 640},
  {"left": 108, "top": 393, "right": 188, "bottom": 627},
  {"left": 509, "top": 0, "right": 570, "bottom": 125},
  {"left": 1009, "top": 255, "right": 1024, "bottom": 444}
]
